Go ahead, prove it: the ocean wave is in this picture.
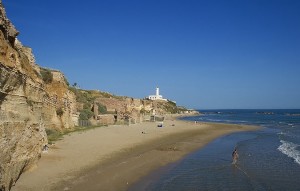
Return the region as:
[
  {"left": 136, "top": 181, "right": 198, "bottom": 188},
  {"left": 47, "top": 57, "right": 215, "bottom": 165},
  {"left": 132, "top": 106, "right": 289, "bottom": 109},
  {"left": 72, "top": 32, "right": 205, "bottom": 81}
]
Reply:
[
  {"left": 204, "top": 118, "right": 217, "bottom": 121},
  {"left": 277, "top": 132, "right": 286, "bottom": 135},
  {"left": 278, "top": 140, "right": 300, "bottom": 165},
  {"left": 285, "top": 113, "right": 300, "bottom": 116}
]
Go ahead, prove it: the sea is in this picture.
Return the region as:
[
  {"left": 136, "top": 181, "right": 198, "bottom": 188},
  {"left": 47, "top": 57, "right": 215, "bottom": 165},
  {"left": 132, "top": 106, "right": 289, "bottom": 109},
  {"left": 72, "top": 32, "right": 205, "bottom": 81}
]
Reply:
[{"left": 130, "top": 109, "right": 300, "bottom": 191}]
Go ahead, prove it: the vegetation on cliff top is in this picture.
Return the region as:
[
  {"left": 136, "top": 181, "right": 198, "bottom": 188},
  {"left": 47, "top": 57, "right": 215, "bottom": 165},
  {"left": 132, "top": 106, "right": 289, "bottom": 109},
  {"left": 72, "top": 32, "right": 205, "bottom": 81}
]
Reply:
[
  {"left": 68, "top": 87, "right": 110, "bottom": 120},
  {"left": 163, "top": 100, "right": 188, "bottom": 114},
  {"left": 97, "top": 102, "right": 108, "bottom": 114}
]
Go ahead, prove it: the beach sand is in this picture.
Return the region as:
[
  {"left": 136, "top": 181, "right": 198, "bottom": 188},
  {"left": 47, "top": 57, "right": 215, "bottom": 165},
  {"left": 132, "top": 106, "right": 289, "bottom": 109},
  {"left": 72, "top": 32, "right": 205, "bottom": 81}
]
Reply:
[{"left": 12, "top": 116, "right": 259, "bottom": 191}]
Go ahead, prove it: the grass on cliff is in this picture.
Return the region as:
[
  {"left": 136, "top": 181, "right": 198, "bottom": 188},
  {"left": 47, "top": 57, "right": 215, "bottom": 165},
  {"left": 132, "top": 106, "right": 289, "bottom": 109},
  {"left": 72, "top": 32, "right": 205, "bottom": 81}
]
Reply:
[
  {"left": 40, "top": 68, "right": 53, "bottom": 84},
  {"left": 46, "top": 125, "right": 108, "bottom": 144},
  {"left": 46, "top": 129, "right": 63, "bottom": 144},
  {"left": 162, "top": 101, "right": 188, "bottom": 114}
]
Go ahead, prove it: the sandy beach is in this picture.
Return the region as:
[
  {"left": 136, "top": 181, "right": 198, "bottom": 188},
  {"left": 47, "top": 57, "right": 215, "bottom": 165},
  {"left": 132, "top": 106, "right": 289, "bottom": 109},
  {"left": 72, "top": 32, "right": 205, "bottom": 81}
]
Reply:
[{"left": 12, "top": 116, "right": 259, "bottom": 191}]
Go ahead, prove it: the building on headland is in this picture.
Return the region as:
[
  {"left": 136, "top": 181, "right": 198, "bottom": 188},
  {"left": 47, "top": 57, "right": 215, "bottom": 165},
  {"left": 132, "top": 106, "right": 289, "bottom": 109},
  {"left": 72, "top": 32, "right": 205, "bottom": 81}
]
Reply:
[{"left": 148, "top": 87, "right": 168, "bottom": 101}]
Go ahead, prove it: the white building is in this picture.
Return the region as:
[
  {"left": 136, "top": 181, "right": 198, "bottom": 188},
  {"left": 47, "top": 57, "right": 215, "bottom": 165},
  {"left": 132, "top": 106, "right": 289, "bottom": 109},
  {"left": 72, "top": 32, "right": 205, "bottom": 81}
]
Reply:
[{"left": 148, "top": 87, "right": 168, "bottom": 101}]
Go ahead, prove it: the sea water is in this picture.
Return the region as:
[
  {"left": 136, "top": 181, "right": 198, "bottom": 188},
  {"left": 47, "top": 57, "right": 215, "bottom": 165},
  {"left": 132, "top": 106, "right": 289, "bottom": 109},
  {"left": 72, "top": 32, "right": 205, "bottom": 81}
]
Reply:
[{"left": 130, "top": 109, "right": 300, "bottom": 191}]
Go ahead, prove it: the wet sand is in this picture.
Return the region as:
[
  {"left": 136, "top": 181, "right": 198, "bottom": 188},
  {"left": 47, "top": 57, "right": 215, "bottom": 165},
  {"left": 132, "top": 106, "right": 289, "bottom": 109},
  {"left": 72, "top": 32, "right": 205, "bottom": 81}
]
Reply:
[{"left": 12, "top": 117, "right": 259, "bottom": 191}]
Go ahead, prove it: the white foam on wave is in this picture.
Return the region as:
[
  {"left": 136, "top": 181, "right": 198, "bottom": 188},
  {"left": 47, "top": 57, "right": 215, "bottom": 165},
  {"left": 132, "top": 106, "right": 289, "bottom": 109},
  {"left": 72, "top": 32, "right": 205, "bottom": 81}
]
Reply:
[
  {"left": 277, "top": 132, "right": 286, "bottom": 135},
  {"left": 278, "top": 140, "right": 300, "bottom": 165},
  {"left": 207, "top": 119, "right": 223, "bottom": 122}
]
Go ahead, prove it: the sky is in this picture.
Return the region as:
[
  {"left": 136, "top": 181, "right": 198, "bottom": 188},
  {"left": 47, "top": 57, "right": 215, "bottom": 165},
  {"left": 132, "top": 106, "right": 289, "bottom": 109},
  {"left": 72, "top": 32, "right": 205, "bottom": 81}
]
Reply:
[{"left": 2, "top": 0, "right": 300, "bottom": 109}]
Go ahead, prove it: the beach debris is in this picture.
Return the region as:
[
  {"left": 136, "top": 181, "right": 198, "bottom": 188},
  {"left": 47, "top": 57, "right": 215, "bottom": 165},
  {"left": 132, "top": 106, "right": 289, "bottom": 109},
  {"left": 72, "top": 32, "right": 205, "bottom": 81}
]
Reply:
[{"left": 157, "top": 122, "right": 163, "bottom": 127}]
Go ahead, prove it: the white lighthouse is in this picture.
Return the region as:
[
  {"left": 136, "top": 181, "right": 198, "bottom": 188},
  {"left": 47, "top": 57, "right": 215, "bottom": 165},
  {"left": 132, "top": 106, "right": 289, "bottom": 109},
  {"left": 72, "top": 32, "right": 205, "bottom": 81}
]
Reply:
[
  {"left": 156, "top": 87, "right": 159, "bottom": 97},
  {"left": 148, "top": 87, "right": 167, "bottom": 101}
]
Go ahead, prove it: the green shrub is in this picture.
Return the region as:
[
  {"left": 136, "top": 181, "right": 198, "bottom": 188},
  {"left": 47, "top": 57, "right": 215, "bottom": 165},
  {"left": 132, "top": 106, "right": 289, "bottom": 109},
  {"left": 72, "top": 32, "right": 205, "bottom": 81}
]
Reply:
[
  {"left": 83, "top": 103, "right": 91, "bottom": 110},
  {"left": 97, "top": 103, "right": 107, "bottom": 114},
  {"left": 79, "top": 109, "right": 94, "bottom": 120},
  {"left": 45, "top": 128, "right": 62, "bottom": 143}
]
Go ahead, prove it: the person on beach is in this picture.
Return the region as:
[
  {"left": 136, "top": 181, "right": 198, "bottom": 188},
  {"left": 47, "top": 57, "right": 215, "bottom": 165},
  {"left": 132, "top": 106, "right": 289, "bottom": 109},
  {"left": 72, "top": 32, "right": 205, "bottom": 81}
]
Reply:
[{"left": 232, "top": 148, "right": 238, "bottom": 164}]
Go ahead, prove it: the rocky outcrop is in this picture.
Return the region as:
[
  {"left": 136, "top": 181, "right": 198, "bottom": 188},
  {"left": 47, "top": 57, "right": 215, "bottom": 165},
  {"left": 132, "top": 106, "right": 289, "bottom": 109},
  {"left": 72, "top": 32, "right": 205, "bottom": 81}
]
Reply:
[
  {"left": 0, "top": 2, "right": 76, "bottom": 190},
  {"left": 88, "top": 94, "right": 187, "bottom": 125},
  {"left": 0, "top": 0, "right": 18, "bottom": 46}
]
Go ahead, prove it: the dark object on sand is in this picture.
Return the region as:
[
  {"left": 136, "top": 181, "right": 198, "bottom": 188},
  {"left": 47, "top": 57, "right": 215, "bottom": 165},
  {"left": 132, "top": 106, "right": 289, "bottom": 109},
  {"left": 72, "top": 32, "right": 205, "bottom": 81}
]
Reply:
[{"left": 42, "top": 144, "right": 49, "bottom": 152}]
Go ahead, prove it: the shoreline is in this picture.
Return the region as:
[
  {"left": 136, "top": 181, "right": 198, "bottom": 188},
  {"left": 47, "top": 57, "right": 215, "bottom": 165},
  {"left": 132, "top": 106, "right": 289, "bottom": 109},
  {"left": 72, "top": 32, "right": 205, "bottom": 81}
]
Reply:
[{"left": 12, "top": 117, "right": 260, "bottom": 191}]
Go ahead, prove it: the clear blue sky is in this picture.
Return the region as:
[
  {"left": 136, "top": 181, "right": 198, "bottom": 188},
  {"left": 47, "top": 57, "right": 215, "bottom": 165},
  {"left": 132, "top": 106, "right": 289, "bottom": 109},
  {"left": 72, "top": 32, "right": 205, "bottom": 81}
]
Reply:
[{"left": 3, "top": 0, "right": 300, "bottom": 109}]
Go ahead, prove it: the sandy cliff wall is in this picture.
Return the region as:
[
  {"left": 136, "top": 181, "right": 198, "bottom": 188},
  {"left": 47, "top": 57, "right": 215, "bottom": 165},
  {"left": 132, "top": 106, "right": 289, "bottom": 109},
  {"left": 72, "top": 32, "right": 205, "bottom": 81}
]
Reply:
[
  {"left": 93, "top": 96, "right": 185, "bottom": 125},
  {"left": 0, "top": 2, "right": 76, "bottom": 190}
]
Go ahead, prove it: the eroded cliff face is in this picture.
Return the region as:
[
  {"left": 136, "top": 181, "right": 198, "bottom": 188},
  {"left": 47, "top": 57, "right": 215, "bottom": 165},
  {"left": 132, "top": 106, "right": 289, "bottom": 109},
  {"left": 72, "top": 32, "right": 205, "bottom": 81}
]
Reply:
[
  {"left": 0, "top": 0, "right": 18, "bottom": 47},
  {"left": 0, "top": 2, "right": 76, "bottom": 190},
  {"left": 77, "top": 90, "right": 187, "bottom": 126}
]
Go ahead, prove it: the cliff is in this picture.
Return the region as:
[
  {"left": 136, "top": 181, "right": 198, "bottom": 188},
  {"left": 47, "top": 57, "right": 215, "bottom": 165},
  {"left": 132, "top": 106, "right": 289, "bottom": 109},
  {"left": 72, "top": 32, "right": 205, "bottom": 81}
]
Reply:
[
  {"left": 70, "top": 88, "right": 188, "bottom": 126},
  {"left": 0, "top": 2, "right": 77, "bottom": 190}
]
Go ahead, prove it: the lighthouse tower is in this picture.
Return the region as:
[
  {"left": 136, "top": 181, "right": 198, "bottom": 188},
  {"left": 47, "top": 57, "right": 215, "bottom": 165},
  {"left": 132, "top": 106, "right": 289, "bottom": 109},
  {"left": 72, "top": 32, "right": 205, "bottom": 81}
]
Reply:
[
  {"left": 148, "top": 87, "right": 167, "bottom": 101},
  {"left": 156, "top": 87, "right": 159, "bottom": 96}
]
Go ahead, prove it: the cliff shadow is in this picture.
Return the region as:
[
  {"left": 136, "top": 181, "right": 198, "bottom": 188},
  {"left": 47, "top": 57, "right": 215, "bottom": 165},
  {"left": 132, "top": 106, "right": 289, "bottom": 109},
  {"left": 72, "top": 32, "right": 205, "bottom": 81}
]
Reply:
[{"left": 0, "top": 92, "right": 6, "bottom": 105}]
